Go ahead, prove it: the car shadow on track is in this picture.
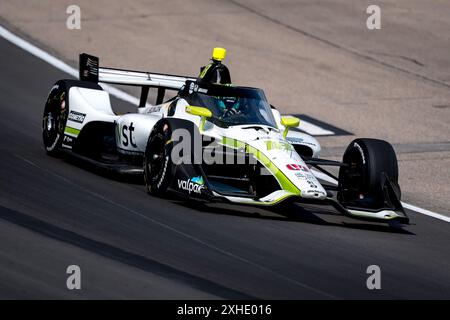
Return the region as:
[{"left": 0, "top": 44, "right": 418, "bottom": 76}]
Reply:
[
  {"left": 60, "top": 155, "right": 414, "bottom": 235},
  {"left": 61, "top": 155, "right": 145, "bottom": 184},
  {"left": 175, "top": 199, "right": 415, "bottom": 235},
  {"left": 0, "top": 204, "right": 256, "bottom": 299}
]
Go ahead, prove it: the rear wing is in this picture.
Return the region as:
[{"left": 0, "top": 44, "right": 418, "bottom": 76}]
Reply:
[{"left": 79, "top": 53, "right": 196, "bottom": 106}]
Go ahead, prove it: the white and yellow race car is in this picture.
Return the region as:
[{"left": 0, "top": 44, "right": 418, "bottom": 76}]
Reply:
[{"left": 42, "top": 48, "right": 409, "bottom": 225}]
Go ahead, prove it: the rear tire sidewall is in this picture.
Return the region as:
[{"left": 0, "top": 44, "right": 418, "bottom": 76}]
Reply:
[{"left": 42, "top": 81, "right": 69, "bottom": 155}]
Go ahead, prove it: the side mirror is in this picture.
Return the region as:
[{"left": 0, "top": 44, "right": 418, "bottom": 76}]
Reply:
[
  {"left": 281, "top": 116, "right": 300, "bottom": 138},
  {"left": 186, "top": 106, "right": 212, "bottom": 131}
]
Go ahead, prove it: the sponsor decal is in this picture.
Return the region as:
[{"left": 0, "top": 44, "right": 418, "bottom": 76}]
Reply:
[
  {"left": 288, "top": 137, "right": 304, "bottom": 143},
  {"left": 79, "top": 54, "right": 99, "bottom": 82},
  {"left": 295, "top": 172, "right": 305, "bottom": 179},
  {"left": 286, "top": 164, "right": 309, "bottom": 172},
  {"left": 266, "top": 140, "right": 293, "bottom": 152},
  {"left": 147, "top": 105, "right": 162, "bottom": 113},
  {"left": 62, "top": 134, "right": 75, "bottom": 149},
  {"left": 85, "top": 58, "right": 98, "bottom": 76},
  {"left": 306, "top": 178, "right": 318, "bottom": 188},
  {"left": 191, "top": 176, "right": 204, "bottom": 184},
  {"left": 121, "top": 122, "right": 137, "bottom": 148},
  {"left": 177, "top": 176, "right": 205, "bottom": 194},
  {"left": 63, "top": 135, "right": 74, "bottom": 145},
  {"left": 307, "top": 190, "right": 326, "bottom": 196},
  {"left": 290, "top": 139, "right": 315, "bottom": 148},
  {"left": 68, "top": 111, "right": 86, "bottom": 124},
  {"left": 256, "top": 136, "right": 271, "bottom": 141},
  {"left": 295, "top": 172, "right": 311, "bottom": 178},
  {"left": 189, "top": 82, "right": 197, "bottom": 94},
  {"left": 188, "top": 82, "right": 207, "bottom": 94},
  {"left": 295, "top": 172, "right": 317, "bottom": 188},
  {"left": 354, "top": 142, "right": 366, "bottom": 164}
]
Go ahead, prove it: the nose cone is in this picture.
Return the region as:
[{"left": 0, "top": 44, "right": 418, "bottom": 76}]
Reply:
[
  {"left": 300, "top": 188, "right": 327, "bottom": 200},
  {"left": 291, "top": 170, "right": 327, "bottom": 200},
  {"left": 223, "top": 131, "right": 328, "bottom": 201}
]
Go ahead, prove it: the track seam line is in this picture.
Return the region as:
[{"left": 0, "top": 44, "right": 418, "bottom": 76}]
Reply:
[
  {"left": 15, "top": 154, "right": 337, "bottom": 299},
  {"left": 0, "top": 24, "right": 148, "bottom": 107},
  {"left": 227, "top": 0, "right": 450, "bottom": 90}
]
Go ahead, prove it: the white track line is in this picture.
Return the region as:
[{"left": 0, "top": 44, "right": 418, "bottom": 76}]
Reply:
[
  {"left": 401, "top": 203, "right": 450, "bottom": 223},
  {"left": 310, "top": 169, "right": 450, "bottom": 223},
  {"left": 297, "top": 120, "right": 334, "bottom": 136},
  {"left": 1, "top": 24, "right": 448, "bottom": 223},
  {"left": 0, "top": 24, "right": 142, "bottom": 106},
  {"left": 297, "top": 120, "right": 335, "bottom": 136},
  {"left": 285, "top": 114, "right": 335, "bottom": 136}
]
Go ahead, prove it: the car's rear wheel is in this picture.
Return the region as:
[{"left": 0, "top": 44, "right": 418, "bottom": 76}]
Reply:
[
  {"left": 143, "top": 121, "right": 174, "bottom": 196},
  {"left": 338, "top": 138, "right": 400, "bottom": 207},
  {"left": 42, "top": 82, "right": 68, "bottom": 155}
]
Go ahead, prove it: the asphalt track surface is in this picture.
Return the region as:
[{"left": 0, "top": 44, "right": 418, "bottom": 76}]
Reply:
[{"left": 1, "top": 37, "right": 450, "bottom": 299}]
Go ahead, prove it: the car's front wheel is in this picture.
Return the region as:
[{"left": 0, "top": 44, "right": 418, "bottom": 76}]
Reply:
[{"left": 337, "top": 138, "right": 401, "bottom": 208}]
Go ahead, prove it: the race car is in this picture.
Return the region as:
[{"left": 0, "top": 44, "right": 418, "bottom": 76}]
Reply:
[{"left": 42, "top": 48, "right": 409, "bottom": 225}]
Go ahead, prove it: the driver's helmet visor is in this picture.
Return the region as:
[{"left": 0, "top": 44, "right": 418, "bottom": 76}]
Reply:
[{"left": 214, "top": 96, "right": 240, "bottom": 110}]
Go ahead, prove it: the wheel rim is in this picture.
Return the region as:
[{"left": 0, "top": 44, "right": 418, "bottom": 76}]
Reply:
[
  {"left": 43, "top": 108, "right": 60, "bottom": 149},
  {"left": 146, "top": 135, "right": 166, "bottom": 184},
  {"left": 340, "top": 147, "right": 367, "bottom": 201},
  {"left": 346, "top": 150, "right": 365, "bottom": 190},
  {"left": 43, "top": 90, "right": 66, "bottom": 150}
]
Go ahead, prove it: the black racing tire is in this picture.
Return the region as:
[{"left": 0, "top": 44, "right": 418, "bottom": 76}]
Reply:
[
  {"left": 338, "top": 138, "right": 400, "bottom": 203},
  {"left": 42, "top": 80, "right": 102, "bottom": 156},
  {"left": 143, "top": 120, "right": 175, "bottom": 196},
  {"left": 42, "top": 81, "right": 69, "bottom": 156}
]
